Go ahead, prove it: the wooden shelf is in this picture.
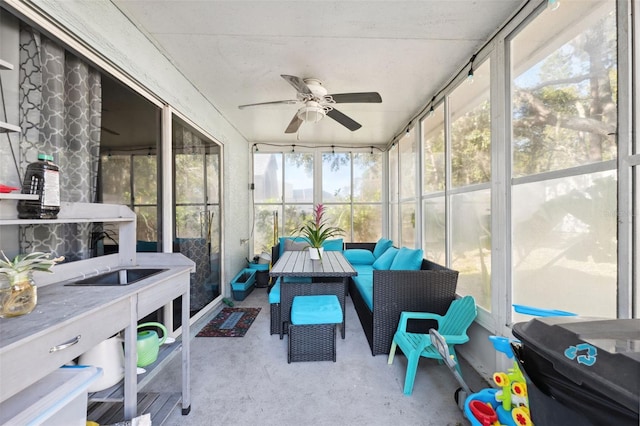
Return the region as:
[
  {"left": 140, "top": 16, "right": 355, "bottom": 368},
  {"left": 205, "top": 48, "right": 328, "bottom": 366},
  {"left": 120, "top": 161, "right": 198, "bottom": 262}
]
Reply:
[
  {"left": 88, "top": 340, "right": 181, "bottom": 403},
  {"left": 85, "top": 310, "right": 186, "bottom": 425},
  {"left": 0, "top": 193, "right": 38, "bottom": 201},
  {"left": 0, "top": 59, "right": 13, "bottom": 70},
  {"left": 0, "top": 201, "right": 136, "bottom": 224},
  {"left": 87, "top": 392, "right": 181, "bottom": 425},
  {"left": 0, "top": 121, "right": 20, "bottom": 133},
  {"left": 0, "top": 201, "right": 138, "bottom": 269},
  {"left": 0, "top": 216, "right": 134, "bottom": 225}
]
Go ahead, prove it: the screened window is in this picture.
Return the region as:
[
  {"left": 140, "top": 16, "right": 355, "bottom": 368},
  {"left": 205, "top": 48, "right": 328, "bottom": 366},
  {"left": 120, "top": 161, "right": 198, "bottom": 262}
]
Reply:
[
  {"left": 398, "top": 129, "right": 417, "bottom": 247},
  {"left": 172, "top": 117, "right": 222, "bottom": 324},
  {"left": 510, "top": 0, "right": 617, "bottom": 319},
  {"left": 449, "top": 59, "right": 492, "bottom": 311},
  {"left": 253, "top": 150, "right": 382, "bottom": 255},
  {"left": 450, "top": 61, "right": 491, "bottom": 187},
  {"left": 322, "top": 152, "right": 383, "bottom": 242},
  {"left": 253, "top": 153, "right": 283, "bottom": 254},
  {"left": 252, "top": 152, "right": 316, "bottom": 254},
  {"left": 352, "top": 153, "right": 383, "bottom": 242},
  {"left": 421, "top": 103, "right": 446, "bottom": 264},
  {"left": 101, "top": 154, "right": 157, "bottom": 242},
  {"left": 284, "top": 153, "right": 313, "bottom": 204},
  {"left": 422, "top": 104, "right": 446, "bottom": 193},
  {"left": 388, "top": 144, "right": 399, "bottom": 244},
  {"left": 511, "top": 2, "right": 617, "bottom": 177}
]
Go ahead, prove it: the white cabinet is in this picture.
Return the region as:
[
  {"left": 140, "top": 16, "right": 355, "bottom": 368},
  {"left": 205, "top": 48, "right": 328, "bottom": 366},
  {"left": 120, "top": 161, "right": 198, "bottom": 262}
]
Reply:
[
  {"left": 0, "top": 261, "right": 193, "bottom": 422},
  {"left": 0, "top": 295, "right": 131, "bottom": 401},
  {"left": 0, "top": 202, "right": 194, "bottom": 422}
]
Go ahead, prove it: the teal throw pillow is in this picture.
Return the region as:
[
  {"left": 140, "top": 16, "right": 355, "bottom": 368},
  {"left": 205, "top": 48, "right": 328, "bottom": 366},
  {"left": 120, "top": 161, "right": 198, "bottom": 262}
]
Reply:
[
  {"left": 389, "top": 247, "right": 424, "bottom": 271},
  {"left": 322, "top": 238, "right": 344, "bottom": 251},
  {"left": 343, "top": 249, "right": 376, "bottom": 265},
  {"left": 373, "top": 238, "right": 393, "bottom": 258},
  {"left": 372, "top": 247, "right": 399, "bottom": 270}
]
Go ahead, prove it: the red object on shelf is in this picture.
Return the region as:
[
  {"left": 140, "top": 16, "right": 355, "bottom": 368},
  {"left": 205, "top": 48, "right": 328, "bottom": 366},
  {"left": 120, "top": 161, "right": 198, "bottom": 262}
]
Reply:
[{"left": 0, "top": 184, "right": 19, "bottom": 193}]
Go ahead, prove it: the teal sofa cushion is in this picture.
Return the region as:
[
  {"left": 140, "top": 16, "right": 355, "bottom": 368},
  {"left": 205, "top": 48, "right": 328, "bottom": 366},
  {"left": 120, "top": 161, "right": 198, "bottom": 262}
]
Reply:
[
  {"left": 373, "top": 238, "right": 393, "bottom": 258},
  {"left": 353, "top": 264, "right": 374, "bottom": 276},
  {"left": 352, "top": 275, "right": 374, "bottom": 310},
  {"left": 268, "top": 277, "right": 312, "bottom": 305},
  {"left": 343, "top": 249, "right": 376, "bottom": 265},
  {"left": 390, "top": 247, "right": 424, "bottom": 271},
  {"left": 352, "top": 265, "right": 374, "bottom": 309},
  {"left": 322, "top": 238, "right": 344, "bottom": 251},
  {"left": 372, "top": 247, "right": 399, "bottom": 270},
  {"left": 268, "top": 278, "right": 281, "bottom": 304}
]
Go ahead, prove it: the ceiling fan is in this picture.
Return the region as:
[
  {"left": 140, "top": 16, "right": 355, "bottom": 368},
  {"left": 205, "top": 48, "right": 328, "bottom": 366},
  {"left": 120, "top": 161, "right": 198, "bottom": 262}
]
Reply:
[{"left": 238, "top": 74, "right": 382, "bottom": 134}]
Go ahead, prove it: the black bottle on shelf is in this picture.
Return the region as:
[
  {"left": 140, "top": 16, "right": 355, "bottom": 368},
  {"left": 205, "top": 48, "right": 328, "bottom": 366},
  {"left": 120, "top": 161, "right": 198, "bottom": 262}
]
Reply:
[{"left": 17, "top": 154, "right": 61, "bottom": 219}]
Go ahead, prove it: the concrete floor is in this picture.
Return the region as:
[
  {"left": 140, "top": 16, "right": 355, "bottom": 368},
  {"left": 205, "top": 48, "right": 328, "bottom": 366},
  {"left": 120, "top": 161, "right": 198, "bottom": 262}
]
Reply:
[{"left": 143, "top": 287, "right": 488, "bottom": 426}]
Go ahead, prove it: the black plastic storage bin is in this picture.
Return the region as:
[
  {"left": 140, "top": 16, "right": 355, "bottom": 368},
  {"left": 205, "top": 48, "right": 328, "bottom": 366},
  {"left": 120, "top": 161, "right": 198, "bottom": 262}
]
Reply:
[
  {"left": 511, "top": 317, "right": 639, "bottom": 426},
  {"left": 248, "top": 262, "right": 270, "bottom": 288}
]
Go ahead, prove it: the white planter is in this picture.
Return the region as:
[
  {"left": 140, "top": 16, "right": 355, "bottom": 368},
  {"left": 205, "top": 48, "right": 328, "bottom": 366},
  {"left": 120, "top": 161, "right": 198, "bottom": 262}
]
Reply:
[{"left": 308, "top": 247, "right": 324, "bottom": 260}]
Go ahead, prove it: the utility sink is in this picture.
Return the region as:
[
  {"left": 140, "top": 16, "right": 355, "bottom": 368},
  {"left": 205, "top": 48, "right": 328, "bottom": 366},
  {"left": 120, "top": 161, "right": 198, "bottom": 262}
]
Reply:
[{"left": 65, "top": 268, "right": 168, "bottom": 286}]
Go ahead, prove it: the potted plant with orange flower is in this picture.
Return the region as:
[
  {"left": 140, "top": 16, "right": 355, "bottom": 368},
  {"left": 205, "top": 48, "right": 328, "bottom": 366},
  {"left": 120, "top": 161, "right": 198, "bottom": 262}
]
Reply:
[{"left": 296, "top": 204, "right": 344, "bottom": 260}]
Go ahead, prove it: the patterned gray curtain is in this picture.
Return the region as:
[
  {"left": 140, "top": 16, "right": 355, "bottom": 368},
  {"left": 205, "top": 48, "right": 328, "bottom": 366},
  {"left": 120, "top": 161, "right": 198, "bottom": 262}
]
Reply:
[{"left": 18, "top": 26, "right": 101, "bottom": 261}]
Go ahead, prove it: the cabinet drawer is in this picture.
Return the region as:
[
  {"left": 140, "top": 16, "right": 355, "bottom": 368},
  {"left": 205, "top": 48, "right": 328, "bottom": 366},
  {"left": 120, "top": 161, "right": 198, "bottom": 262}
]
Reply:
[{"left": 0, "top": 298, "right": 130, "bottom": 402}]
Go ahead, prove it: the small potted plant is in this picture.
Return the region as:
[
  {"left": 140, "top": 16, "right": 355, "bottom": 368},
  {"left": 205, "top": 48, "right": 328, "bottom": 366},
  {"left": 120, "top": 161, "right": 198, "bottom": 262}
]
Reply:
[
  {"left": 0, "top": 251, "right": 64, "bottom": 318},
  {"left": 296, "top": 204, "right": 344, "bottom": 260}
]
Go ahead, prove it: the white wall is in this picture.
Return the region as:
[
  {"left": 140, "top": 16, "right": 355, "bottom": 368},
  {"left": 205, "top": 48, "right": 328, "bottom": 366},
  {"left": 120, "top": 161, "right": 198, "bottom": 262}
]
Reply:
[{"left": 6, "top": 0, "right": 251, "bottom": 294}]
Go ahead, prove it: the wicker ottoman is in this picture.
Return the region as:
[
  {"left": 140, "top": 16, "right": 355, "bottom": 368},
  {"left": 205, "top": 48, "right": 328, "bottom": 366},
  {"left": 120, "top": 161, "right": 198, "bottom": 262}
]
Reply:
[{"left": 288, "top": 295, "right": 343, "bottom": 363}]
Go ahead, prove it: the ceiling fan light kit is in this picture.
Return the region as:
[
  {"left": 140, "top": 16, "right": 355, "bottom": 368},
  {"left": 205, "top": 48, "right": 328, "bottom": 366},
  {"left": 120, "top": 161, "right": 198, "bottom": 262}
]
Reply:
[
  {"left": 296, "top": 101, "right": 327, "bottom": 123},
  {"left": 238, "top": 74, "right": 382, "bottom": 134}
]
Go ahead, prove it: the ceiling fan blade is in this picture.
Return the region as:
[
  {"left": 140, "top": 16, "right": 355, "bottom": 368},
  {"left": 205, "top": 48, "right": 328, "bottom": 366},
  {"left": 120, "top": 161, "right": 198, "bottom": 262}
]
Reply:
[
  {"left": 285, "top": 114, "right": 304, "bottom": 134},
  {"left": 329, "top": 92, "right": 382, "bottom": 103},
  {"left": 281, "top": 75, "right": 312, "bottom": 95},
  {"left": 327, "top": 108, "right": 362, "bottom": 131},
  {"left": 238, "top": 100, "right": 298, "bottom": 109}
]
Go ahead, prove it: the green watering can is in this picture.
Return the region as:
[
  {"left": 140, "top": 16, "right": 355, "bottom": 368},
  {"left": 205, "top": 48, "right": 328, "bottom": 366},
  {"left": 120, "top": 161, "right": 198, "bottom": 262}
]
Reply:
[{"left": 137, "top": 322, "right": 167, "bottom": 367}]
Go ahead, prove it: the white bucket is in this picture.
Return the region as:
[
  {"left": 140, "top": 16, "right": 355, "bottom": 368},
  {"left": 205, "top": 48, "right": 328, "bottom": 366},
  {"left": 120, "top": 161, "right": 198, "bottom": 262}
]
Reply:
[{"left": 77, "top": 336, "right": 124, "bottom": 392}]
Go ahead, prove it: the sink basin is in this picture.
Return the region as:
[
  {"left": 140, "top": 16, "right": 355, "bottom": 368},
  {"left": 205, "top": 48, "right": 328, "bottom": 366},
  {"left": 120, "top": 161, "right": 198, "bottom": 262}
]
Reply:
[{"left": 65, "top": 268, "right": 168, "bottom": 286}]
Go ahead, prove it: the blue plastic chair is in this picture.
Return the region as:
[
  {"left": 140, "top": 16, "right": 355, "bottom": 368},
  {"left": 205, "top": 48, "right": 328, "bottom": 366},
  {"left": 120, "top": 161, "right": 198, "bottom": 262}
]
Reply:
[{"left": 388, "top": 295, "right": 477, "bottom": 395}]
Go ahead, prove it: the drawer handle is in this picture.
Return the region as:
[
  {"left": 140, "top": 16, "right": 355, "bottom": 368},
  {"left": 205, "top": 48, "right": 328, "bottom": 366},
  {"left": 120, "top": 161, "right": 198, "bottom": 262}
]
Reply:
[{"left": 50, "top": 335, "right": 81, "bottom": 353}]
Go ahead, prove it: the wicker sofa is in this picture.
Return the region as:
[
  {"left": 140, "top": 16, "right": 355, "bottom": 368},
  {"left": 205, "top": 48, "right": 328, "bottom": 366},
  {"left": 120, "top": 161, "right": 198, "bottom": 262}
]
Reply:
[{"left": 344, "top": 242, "right": 459, "bottom": 356}]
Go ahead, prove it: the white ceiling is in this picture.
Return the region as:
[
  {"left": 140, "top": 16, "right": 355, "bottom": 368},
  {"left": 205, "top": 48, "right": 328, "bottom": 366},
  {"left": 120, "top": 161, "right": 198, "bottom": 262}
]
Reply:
[{"left": 111, "top": 0, "right": 525, "bottom": 147}]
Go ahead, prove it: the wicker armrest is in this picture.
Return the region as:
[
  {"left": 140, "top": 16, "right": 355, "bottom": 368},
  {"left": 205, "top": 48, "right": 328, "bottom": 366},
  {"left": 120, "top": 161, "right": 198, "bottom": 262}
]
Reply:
[
  {"left": 271, "top": 243, "right": 281, "bottom": 265},
  {"left": 371, "top": 268, "right": 458, "bottom": 355},
  {"left": 344, "top": 242, "right": 376, "bottom": 252},
  {"left": 397, "top": 311, "right": 443, "bottom": 333}
]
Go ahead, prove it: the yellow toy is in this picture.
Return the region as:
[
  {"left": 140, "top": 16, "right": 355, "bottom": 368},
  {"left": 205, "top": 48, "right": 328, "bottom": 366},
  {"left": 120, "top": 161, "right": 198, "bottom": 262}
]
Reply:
[{"left": 488, "top": 336, "right": 533, "bottom": 426}]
